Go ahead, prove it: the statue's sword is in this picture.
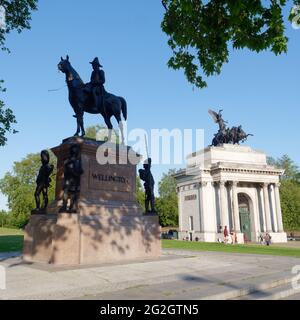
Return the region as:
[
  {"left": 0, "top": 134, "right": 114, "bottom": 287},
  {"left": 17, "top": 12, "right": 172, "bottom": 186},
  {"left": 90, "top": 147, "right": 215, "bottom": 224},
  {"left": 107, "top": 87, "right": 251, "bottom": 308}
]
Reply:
[{"left": 144, "top": 134, "right": 150, "bottom": 162}]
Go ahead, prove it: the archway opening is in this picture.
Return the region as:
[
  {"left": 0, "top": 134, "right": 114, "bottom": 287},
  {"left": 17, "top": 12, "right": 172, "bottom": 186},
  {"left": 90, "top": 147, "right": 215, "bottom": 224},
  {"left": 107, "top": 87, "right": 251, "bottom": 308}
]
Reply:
[{"left": 238, "top": 193, "right": 252, "bottom": 242}]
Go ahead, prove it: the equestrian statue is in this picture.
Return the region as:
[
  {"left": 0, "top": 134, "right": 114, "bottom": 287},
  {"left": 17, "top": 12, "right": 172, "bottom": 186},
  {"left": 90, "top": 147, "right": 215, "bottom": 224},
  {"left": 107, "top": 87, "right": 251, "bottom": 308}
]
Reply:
[{"left": 58, "top": 56, "right": 127, "bottom": 144}]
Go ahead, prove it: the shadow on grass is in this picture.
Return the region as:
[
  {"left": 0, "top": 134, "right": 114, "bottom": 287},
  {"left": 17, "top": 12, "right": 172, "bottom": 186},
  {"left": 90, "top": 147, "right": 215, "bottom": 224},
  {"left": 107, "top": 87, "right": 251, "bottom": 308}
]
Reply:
[{"left": 0, "top": 235, "right": 24, "bottom": 253}]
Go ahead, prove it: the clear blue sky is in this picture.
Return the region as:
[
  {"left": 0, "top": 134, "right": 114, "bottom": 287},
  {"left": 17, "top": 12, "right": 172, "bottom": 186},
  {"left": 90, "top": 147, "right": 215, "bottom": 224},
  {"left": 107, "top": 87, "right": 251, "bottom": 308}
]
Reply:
[{"left": 0, "top": 0, "right": 299, "bottom": 209}]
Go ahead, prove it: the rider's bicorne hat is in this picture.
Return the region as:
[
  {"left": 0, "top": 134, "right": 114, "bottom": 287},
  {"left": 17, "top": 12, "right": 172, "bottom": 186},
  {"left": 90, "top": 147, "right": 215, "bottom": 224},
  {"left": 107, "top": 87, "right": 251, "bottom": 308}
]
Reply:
[{"left": 90, "top": 57, "right": 103, "bottom": 68}]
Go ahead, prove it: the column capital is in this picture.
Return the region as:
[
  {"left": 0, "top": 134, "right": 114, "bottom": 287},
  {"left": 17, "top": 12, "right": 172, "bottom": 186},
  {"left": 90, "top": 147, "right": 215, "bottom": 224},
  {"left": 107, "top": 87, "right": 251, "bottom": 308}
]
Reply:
[
  {"left": 219, "top": 180, "right": 227, "bottom": 187},
  {"left": 263, "top": 182, "right": 270, "bottom": 189},
  {"left": 275, "top": 182, "right": 281, "bottom": 188},
  {"left": 199, "top": 181, "right": 208, "bottom": 187},
  {"left": 230, "top": 181, "right": 238, "bottom": 188},
  {"left": 196, "top": 181, "right": 207, "bottom": 188}
]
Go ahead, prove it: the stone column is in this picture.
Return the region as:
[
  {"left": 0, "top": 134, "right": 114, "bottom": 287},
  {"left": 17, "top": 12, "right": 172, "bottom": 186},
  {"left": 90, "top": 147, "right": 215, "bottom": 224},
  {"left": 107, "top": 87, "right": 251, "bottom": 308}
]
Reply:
[
  {"left": 177, "top": 186, "right": 184, "bottom": 233},
  {"left": 231, "top": 181, "right": 241, "bottom": 232},
  {"left": 200, "top": 181, "right": 210, "bottom": 232},
  {"left": 269, "top": 184, "right": 278, "bottom": 232},
  {"left": 258, "top": 185, "right": 266, "bottom": 232},
  {"left": 263, "top": 183, "right": 272, "bottom": 232},
  {"left": 220, "top": 181, "right": 229, "bottom": 229},
  {"left": 274, "top": 183, "right": 284, "bottom": 233},
  {"left": 197, "top": 182, "right": 204, "bottom": 233}
]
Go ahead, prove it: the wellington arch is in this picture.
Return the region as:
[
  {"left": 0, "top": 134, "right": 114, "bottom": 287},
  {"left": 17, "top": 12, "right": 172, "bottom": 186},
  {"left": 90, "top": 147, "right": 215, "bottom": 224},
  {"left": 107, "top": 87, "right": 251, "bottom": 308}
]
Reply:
[{"left": 174, "top": 144, "right": 287, "bottom": 244}]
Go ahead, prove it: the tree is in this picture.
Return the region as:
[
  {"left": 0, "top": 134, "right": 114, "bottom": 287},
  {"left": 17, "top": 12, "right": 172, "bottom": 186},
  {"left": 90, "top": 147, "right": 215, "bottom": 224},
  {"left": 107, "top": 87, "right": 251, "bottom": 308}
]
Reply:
[
  {"left": 161, "top": 0, "right": 300, "bottom": 88},
  {"left": 136, "top": 176, "right": 145, "bottom": 211},
  {"left": 0, "top": 151, "right": 56, "bottom": 228},
  {"left": 268, "top": 155, "right": 300, "bottom": 183},
  {"left": 268, "top": 154, "right": 300, "bottom": 231},
  {"left": 0, "top": 80, "right": 16, "bottom": 146},
  {"left": 0, "top": 0, "right": 38, "bottom": 145},
  {"left": 156, "top": 169, "right": 178, "bottom": 227},
  {"left": 85, "top": 124, "right": 120, "bottom": 144},
  {"left": 280, "top": 180, "right": 300, "bottom": 231},
  {"left": 0, "top": 210, "right": 8, "bottom": 227},
  {"left": 275, "top": 155, "right": 300, "bottom": 183}
]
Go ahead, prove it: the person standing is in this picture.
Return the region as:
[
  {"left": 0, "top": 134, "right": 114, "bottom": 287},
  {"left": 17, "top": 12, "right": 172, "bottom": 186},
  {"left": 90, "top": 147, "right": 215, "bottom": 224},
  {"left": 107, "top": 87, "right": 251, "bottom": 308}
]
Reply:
[
  {"left": 264, "top": 233, "right": 272, "bottom": 246},
  {"left": 224, "top": 226, "right": 229, "bottom": 244},
  {"left": 230, "top": 229, "right": 237, "bottom": 245}
]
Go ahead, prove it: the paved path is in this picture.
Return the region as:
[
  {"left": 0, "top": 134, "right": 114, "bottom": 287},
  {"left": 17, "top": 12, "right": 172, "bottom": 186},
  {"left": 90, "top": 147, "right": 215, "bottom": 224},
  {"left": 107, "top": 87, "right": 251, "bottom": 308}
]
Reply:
[
  {"left": 273, "top": 241, "right": 300, "bottom": 248},
  {"left": 0, "top": 249, "right": 300, "bottom": 300}
]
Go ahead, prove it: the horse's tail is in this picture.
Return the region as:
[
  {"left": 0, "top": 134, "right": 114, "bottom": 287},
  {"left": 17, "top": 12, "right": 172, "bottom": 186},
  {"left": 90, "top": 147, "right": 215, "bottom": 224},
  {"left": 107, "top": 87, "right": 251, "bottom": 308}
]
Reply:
[{"left": 119, "top": 97, "right": 127, "bottom": 121}]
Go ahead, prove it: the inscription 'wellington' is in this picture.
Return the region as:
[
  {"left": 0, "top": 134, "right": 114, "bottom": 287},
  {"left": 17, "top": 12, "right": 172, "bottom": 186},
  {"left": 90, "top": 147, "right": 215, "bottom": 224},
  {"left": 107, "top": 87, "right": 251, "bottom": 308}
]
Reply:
[{"left": 92, "top": 173, "right": 129, "bottom": 185}]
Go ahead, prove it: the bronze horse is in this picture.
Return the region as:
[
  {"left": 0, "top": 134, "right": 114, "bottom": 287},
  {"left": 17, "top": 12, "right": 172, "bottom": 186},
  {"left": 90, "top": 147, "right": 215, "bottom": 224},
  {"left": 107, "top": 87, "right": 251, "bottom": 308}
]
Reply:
[
  {"left": 58, "top": 56, "right": 127, "bottom": 143},
  {"left": 212, "top": 126, "right": 253, "bottom": 146}
]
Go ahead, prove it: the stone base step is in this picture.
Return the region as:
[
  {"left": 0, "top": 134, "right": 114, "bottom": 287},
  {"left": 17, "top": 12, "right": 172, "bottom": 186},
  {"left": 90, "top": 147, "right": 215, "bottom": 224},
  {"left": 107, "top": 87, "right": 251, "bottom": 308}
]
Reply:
[
  {"left": 200, "top": 272, "right": 295, "bottom": 300},
  {"left": 236, "top": 281, "right": 300, "bottom": 300}
]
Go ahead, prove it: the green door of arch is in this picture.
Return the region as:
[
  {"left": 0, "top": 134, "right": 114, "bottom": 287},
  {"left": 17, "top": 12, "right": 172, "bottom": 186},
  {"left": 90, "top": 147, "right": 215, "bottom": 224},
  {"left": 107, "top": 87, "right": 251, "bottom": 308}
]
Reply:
[{"left": 239, "top": 206, "right": 251, "bottom": 242}]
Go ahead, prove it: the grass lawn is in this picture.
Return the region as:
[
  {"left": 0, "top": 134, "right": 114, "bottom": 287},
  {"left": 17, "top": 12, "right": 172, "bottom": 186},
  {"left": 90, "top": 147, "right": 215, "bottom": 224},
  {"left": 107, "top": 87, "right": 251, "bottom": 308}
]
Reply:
[
  {"left": 0, "top": 228, "right": 24, "bottom": 253},
  {"left": 162, "top": 240, "right": 300, "bottom": 258},
  {"left": 1, "top": 228, "right": 300, "bottom": 258}
]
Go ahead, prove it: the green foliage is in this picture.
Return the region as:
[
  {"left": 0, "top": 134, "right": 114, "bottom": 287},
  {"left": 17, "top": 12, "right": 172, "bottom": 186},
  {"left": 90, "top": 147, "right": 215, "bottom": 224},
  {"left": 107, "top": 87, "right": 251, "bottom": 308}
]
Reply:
[
  {"left": 162, "top": 240, "right": 300, "bottom": 258},
  {"left": 268, "top": 154, "right": 300, "bottom": 231},
  {"left": 0, "top": 0, "right": 38, "bottom": 145},
  {"left": 0, "top": 80, "right": 17, "bottom": 146},
  {"left": 161, "top": 0, "right": 299, "bottom": 88},
  {"left": 156, "top": 196, "right": 178, "bottom": 227},
  {"left": 0, "top": 227, "right": 24, "bottom": 235},
  {"left": 280, "top": 180, "right": 300, "bottom": 231},
  {"left": 157, "top": 169, "right": 178, "bottom": 227},
  {"left": 85, "top": 125, "right": 102, "bottom": 140},
  {"left": 275, "top": 155, "right": 300, "bottom": 183},
  {"left": 0, "top": 210, "right": 8, "bottom": 227},
  {"left": 0, "top": 0, "right": 38, "bottom": 51},
  {"left": 136, "top": 176, "right": 145, "bottom": 211},
  {"left": 0, "top": 151, "right": 56, "bottom": 228},
  {"left": 85, "top": 124, "right": 120, "bottom": 144}
]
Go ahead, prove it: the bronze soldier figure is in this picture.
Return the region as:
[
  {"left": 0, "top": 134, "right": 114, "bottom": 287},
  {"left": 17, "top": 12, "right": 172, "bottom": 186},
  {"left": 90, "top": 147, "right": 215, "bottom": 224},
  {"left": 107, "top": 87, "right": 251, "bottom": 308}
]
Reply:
[
  {"left": 33, "top": 150, "right": 54, "bottom": 214},
  {"left": 88, "top": 57, "right": 105, "bottom": 114},
  {"left": 59, "top": 144, "right": 84, "bottom": 213},
  {"left": 139, "top": 158, "right": 157, "bottom": 214}
]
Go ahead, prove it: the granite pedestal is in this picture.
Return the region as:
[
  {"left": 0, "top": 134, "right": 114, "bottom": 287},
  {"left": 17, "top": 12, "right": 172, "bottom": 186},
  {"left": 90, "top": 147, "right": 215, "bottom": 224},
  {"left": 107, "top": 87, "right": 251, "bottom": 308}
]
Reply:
[{"left": 23, "top": 138, "right": 161, "bottom": 265}]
